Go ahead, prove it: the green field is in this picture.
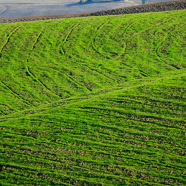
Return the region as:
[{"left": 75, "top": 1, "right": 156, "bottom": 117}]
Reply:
[{"left": 0, "top": 9, "right": 186, "bottom": 185}]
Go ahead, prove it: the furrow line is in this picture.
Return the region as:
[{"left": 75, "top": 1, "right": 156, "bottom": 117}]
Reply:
[
  {"left": 60, "top": 20, "right": 117, "bottom": 81},
  {"left": 64, "top": 23, "right": 80, "bottom": 43},
  {"left": 2, "top": 134, "right": 182, "bottom": 170},
  {"left": 26, "top": 65, "right": 53, "bottom": 92},
  {"left": 61, "top": 23, "right": 80, "bottom": 55},
  {"left": 78, "top": 107, "right": 184, "bottom": 128},
  {"left": 31, "top": 30, "right": 44, "bottom": 50},
  {"left": 155, "top": 24, "right": 185, "bottom": 70},
  {"left": 132, "top": 18, "right": 172, "bottom": 36},
  {"left": 26, "top": 28, "right": 60, "bottom": 98},
  {"left": 0, "top": 26, "right": 19, "bottom": 55},
  {"left": 115, "top": 21, "right": 134, "bottom": 60},
  {"left": 15, "top": 117, "right": 183, "bottom": 140},
  {"left": 40, "top": 65, "right": 92, "bottom": 90},
  {"left": 83, "top": 63, "right": 116, "bottom": 81},
  {"left": 0, "top": 71, "right": 185, "bottom": 121},
  {"left": 63, "top": 73, "right": 92, "bottom": 91},
  {"left": 59, "top": 23, "right": 91, "bottom": 92},
  {"left": 91, "top": 19, "right": 112, "bottom": 59},
  {"left": 0, "top": 26, "right": 33, "bottom": 107},
  {"left": 0, "top": 80, "right": 32, "bottom": 106}
]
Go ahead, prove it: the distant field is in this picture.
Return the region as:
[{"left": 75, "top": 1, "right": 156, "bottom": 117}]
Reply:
[
  {"left": 0, "top": 0, "right": 140, "bottom": 18},
  {"left": 0, "top": 9, "right": 186, "bottom": 185},
  {"left": 1, "top": 0, "right": 185, "bottom": 23}
]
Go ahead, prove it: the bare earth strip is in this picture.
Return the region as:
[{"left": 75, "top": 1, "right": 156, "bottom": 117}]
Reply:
[{"left": 0, "top": 0, "right": 186, "bottom": 23}]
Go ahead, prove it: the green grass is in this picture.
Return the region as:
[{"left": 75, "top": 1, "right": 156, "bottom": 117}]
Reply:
[{"left": 0, "top": 9, "right": 186, "bottom": 185}]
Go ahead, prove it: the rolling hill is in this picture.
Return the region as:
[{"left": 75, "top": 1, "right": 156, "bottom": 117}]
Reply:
[{"left": 0, "top": 9, "right": 186, "bottom": 185}]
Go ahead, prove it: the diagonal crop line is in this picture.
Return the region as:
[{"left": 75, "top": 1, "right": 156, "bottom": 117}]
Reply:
[
  {"left": 0, "top": 80, "right": 32, "bottom": 106},
  {"left": 1, "top": 71, "right": 185, "bottom": 122},
  {"left": 60, "top": 23, "right": 80, "bottom": 56},
  {"left": 0, "top": 27, "right": 19, "bottom": 55},
  {"left": 25, "top": 28, "right": 60, "bottom": 98},
  {"left": 63, "top": 73, "right": 91, "bottom": 91},
  {"left": 83, "top": 63, "right": 116, "bottom": 81},
  {"left": 0, "top": 26, "right": 33, "bottom": 106}
]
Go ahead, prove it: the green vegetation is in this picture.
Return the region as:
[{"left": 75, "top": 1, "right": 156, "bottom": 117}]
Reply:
[{"left": 0, "top": 9, "right": 186, "bottom": 185}]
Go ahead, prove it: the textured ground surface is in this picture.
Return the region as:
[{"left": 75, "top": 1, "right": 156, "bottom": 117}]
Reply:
[{"left": 0, "top": 9, "right": 186, "bottom": 185}]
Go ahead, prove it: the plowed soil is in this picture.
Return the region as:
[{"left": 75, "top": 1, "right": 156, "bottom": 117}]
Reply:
[{"left": 0, "top": 0, "right": 186, "bottom": 23}]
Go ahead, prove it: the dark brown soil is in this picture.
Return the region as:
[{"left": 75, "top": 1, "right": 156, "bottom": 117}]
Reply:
[{"left": 0, "top": 0, "right": 186, "bottom": 23}]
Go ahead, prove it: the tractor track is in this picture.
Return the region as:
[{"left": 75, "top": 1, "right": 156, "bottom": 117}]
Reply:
[
  {"left": 0, "top": 80, "right": 33, "bottom": 106},
  {"left": 25, "top": 28, "right": 60, "bottom": 98},
  {"left": 60, "top": 23, "right": 80, "bottom": 56},
  {"left": 0, "top": 71, "right": 185, "bottom": 122},
  {"left": 0, "top": 26, "right": 19, "bottom": 55},
  {"left": 63, "top": 19, "right": 118, "bottom": 82},
  {"left": 91, "top": 18, "right": 134, "bottom": 60},
  {"left": 114, "top": 21, "right": 135, "bottom": 60},
  {"left": 133, "top": 19, "right": 171, "bottom": 36},
  {"left": 0, "top": 26, "right": 33, "bottom": 106},
  {"left": 59, "top": 23, "right": 92, "bottom": 92},
  {"left": 91, "top": 19, "right": 112, "bottom": 59},
  {"left": 155, "top": 23, "right": 185, "bottom": 70}
]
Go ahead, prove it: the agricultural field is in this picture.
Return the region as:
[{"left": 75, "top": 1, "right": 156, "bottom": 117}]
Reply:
[
  {"left": 0, "top": 0, "right": 139, "bottom": 19},
  {"left": 0, "top": 9, "right": 186, "bottom": 185}
]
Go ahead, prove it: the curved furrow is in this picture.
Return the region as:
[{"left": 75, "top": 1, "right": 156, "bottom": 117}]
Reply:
[
  {"left": 155, "top": 24, "right": 184, "bottom": 70},
  {"left": 58, "top": 23, "right": 92, "bottom": 92},
  {"left": 91, "top": 19, "right": 134, "bottom": 60},
  {"left": 0, "top": 26, "right": 33, "bottom": 106},
  {"left": 64, "top": 44, "right": 117, "bottom": 82},
  {"left": 25, "top": 28, "right": 60, "bottom": 98},
  {"left": 63, "top": 67, "right": 92, "bottom": 91},
  {"left": 132, "top": 18, "right": 172, "bottom": 36},
  {"left": 62, "top": 23, "right": 92, "bottom": 90},
  {"left": 114, "top": 22, "right": 134, "bottom": 60},
  {"left": 91, "top": 20, "right": 113, "bottom": 59},
  {"left": 31, "top": 30, "right": 44, "bottom": 50},
  {"left": 60, "top": 23, "right": 80, "bottom": 56},
  {"left": 71, "top": 22, "right": 120, "bottom": 81},
  {"left": 62, "top": 19, "right": 118, "bottom": 81},
  {"left": 0, "top": 106, "right": 7, "bottom": 115},
  {"left": 61, "top": 49, "right": 117, "bottom": 82},
  {"left": 0, "top": 26, "right": 19, "bottom": 55},
  {"left": 58, "top": 21, "right": 118, "bottom": 82}
]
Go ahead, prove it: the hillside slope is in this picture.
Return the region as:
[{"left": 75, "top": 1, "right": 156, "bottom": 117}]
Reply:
[{"left": 0, "top": 10, "right": 186, "bottom": 185}]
